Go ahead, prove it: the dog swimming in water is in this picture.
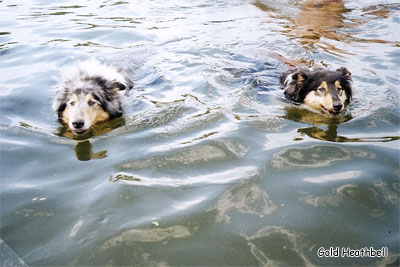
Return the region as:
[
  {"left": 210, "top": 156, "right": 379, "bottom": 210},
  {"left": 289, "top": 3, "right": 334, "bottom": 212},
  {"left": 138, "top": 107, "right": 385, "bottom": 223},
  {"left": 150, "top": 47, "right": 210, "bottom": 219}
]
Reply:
[
  {"left": 53, "top": 60, "right": 133, "bottom": 135},
  {"left": 280, "top": 67, "right": 353, "bottom": 114}
]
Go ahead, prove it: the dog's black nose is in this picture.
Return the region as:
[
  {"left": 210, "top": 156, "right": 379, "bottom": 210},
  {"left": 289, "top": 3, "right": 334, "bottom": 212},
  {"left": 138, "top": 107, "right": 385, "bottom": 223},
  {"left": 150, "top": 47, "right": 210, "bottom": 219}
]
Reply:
[
  {"left": 72, "top": 121, "right": 84, "bottom": 129},
  {"left": 333, "top": 103, "right": 343, "bottom": 112}
]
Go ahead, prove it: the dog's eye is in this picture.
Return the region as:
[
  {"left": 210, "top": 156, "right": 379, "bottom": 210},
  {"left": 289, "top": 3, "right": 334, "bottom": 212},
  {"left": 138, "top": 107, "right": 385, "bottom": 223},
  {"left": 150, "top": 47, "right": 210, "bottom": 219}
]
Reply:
[
  {"left": 317, "top": 87, "right": 325, "bottom": 93},
  {"left": 88, "top": 100, "right": 96, "bottom": 106},
  {"left": 70, "top": 101, "right": 75, "bottom": 106}
]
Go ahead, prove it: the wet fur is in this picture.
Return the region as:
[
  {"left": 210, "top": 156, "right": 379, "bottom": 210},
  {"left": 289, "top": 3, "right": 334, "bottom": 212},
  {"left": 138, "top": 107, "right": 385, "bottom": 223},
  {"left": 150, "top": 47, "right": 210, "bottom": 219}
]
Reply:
[
  {"left": 280, "top": 67, "right": 352, "bottom": 114},
  {"left": 53, "top": 60, "right": 133, "bottom": 134}
]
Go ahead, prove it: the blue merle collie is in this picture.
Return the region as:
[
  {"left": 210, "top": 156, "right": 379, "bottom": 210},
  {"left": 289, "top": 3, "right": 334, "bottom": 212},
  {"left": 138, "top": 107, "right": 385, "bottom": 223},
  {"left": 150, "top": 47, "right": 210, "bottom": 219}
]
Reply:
[
  {"left": 280, "top": 67, "right": 353, "bottom": 114},
  {"left": 53, "top": 60, "right": 133, "bottom": 135}
]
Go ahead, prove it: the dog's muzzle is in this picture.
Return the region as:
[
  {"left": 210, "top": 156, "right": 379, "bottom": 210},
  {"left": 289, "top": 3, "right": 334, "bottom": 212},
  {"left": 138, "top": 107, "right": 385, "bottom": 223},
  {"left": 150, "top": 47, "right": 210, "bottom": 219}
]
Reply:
[{"left": 70, "top": 120, "right": 89, "bottom": 134}]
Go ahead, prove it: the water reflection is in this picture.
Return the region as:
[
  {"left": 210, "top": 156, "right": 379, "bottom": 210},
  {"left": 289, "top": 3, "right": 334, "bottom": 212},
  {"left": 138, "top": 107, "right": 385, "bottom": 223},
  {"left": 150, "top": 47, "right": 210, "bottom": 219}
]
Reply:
[
  {"left": 299, "top": 183, "right": 385, "bottom": 217},
  {"left": 84, "top": 225, "right": 194, "bottom": 266},
  {"left": 292, "top": 0, "right": 349, "bottom": 52},
  {"left": 53, "top": 103, "right": 193, "bottom": 160},
  {"left": 284, "top": 106, "right": 399, "bottom": 143},
  {"left": 120, "top": 139, "right": 248, "bottom": 171},
  {"left": 303, "top": 170, "right": 362, "bottom": 183},
  {"left": 55, "top": 117, "right": 126, "bottom": 140},
  {"left": 1, "top": 0, "right": 399, "bottom": 265},
  {"left": 255, "top": 0, "right": 350, "bottom": 53},
  {"left": 298, "top": 125, "right": 400, "bottom": 143},
  {"left": 110, "top": 166, "right": 258, "bottom": 187},
  {"left": 99, "top": 225, "right": 193, "bottom": 249},
  {"left": 255, "top": 0, "right": 399, "bottom": 54},
  {"left": 240, "top": 226, "right": 311, "bottom": 266},
  {"left": 284, "top": 105, "right": 352, "bottom": 125},
  {"left": 270, "top": 144, "right": 371, "bottom": 169},
  {"left": 55, "top": 118, "right": 125, "bottom": 160},
  {"left": 213, "top": 179, "right": 276, "bottom": 223},
  {"left": 73, "top": 140, "right": 107, "bottom": 161}
]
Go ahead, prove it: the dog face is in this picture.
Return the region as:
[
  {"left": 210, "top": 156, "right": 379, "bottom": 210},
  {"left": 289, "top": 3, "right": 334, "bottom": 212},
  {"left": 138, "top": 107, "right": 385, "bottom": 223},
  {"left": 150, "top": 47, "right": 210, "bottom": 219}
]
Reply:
[
  {"left": 281, "top": 67, "right": 352, "bottom": 114},
  {"left": 60, "top": 90, "right": 111, "bottom": 134},
  {"left": 303, "top": 80, "right": 348, "bottom": 114},
  {"left": 53, "top": 60, "right": 133, "bottom": 135}
]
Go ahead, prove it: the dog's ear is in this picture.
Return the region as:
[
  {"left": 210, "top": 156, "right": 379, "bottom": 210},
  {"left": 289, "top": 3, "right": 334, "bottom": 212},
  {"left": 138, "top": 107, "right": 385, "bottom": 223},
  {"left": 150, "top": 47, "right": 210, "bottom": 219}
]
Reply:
[
  {"left": 283, "top": 71, "right": 308, "bottom": 102},
  {"left": 337, "top": 67, "right": 351, "bottom": 79},
  {"left": 93, "top": 76, "right": 133, "bottom": 92},
  {"left": 52, "top": 87, "right": 68, "bottom": 121},
  {"left": 106, "top": 78, "right": 134, "bottom": 92},
  {"left": 106, "top": 81, "right": 129, "bottom": 91},
  {"left": 56, "top": 102, "right": 67, "bottom": 120},
  {"left": 337, "top": 67, "right": 353, "bottom": 100},
  {"left": 292, "top": 71, "right": 308, "bottom": 85}
]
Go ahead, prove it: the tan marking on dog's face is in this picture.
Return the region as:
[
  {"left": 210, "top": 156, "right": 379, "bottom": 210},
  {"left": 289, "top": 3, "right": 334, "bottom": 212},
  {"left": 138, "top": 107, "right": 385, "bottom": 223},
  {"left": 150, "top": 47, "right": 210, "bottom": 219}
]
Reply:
[
  {"left": 335, "top": 80, "right": 348, "bottom": 104},
  {"left": 85, "top": 94, "right": 110, "bottom": 124},
  {"left": 296, "top": 74, "right": 305, "bottom": 84},
  {"left": 304, "top": 80, "right": 347, "bottom": 114},
  {"left": 61, "top": 93, "right": 110, "bottom": 134}
]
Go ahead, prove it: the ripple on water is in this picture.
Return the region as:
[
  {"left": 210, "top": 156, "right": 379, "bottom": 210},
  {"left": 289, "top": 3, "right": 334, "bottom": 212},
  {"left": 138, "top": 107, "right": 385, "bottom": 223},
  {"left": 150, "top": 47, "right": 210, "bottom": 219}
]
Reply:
[
  {"left": 299, "top": 183, "right": 386, "bottom": 218},
  {"left": 1, "top": 0, "right": 400, "bottom": 266},
  {"left": 213, "top": 179, "right": 277, "bottom": 223},
  {"left": 239, "top": 226, "right": 312, "bottom": 266},
  {"left": 119, "top": 139, "right": 248, "bottom": 171},
  {"left": 110, "top": 166, "right": 258, "bottom": 188},
  {"left": 82, "top": 224, "right": 195, "bottom": 266},
  {"left": 269, "top": 144, "right": 373, "bottom": 169}
]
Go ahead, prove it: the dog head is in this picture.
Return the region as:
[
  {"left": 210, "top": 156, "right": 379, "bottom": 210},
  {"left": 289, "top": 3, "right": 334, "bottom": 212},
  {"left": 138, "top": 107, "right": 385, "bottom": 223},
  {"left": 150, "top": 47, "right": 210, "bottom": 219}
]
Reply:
[
  {"left": 53, "top": 61, "right": 133, "bottom": 135},
  {"left": 281, "top": 67, "right": 352, "bottom": 114}
]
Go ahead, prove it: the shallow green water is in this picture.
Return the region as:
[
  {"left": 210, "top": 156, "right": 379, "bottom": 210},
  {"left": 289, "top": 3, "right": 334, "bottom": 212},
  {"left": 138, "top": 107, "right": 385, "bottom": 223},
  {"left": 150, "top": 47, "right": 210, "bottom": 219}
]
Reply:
[{"left": 1, "top": 0, "right": 399, "bottom": 266}]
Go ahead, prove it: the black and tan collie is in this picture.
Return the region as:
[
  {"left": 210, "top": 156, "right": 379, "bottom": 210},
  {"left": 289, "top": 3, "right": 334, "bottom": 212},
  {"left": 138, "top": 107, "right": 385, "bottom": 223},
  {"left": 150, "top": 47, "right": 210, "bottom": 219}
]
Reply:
[
  {"left": 53, "top": 60, "right": 133, "bottom": 135},
  {"left": 280, "top": 67, "right": 352, "bottom": 114}
]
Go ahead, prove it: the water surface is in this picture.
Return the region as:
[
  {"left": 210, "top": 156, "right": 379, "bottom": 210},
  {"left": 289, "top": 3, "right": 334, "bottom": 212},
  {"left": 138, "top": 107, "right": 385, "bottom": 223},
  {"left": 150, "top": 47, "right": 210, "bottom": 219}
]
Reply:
[{"left": 1, "top": 0, "right": 399, "bottom": 266}]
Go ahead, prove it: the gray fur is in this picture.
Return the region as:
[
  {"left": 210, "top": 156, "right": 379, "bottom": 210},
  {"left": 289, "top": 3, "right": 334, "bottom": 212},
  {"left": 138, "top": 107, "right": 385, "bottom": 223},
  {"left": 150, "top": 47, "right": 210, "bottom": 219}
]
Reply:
[{"left": 53, "top": 60, "right": 133, "bottom": 134}]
